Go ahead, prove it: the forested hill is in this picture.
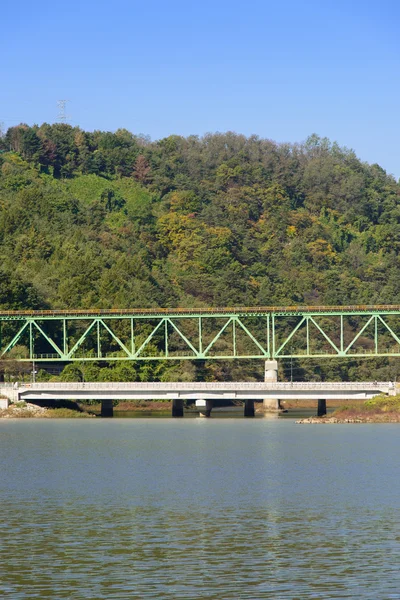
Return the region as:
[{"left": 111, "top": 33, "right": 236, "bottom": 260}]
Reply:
[{"left": 0, "top": 124, "right": 399, "bottom": 381}]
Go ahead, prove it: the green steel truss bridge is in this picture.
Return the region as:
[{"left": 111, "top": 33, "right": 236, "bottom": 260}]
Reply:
[{"left": 1, "top": 305, "right": 400, "bottom": 362}]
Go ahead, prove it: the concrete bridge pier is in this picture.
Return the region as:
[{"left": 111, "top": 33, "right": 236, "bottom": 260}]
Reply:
[
  {"left": 317, "top": 399, "right": 327, "bottom": 417},
  {"left": 263, "top": 360, "right": 282, "bottom": 412},
  {"left": 196, "top": 399, "right": 213, "bottom": 417},
  {"left": 172, "top": 398, "right": 184, "bottom": 417},
  {"left": 244, "top": 399, "right": 255, "bottom": 417},
  {"left": 101, "top": 399, "right": 114, "bottom": 418}
]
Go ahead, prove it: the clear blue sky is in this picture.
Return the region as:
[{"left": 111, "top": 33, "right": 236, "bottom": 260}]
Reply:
[{"left": 2, "top": 0, "right": 399, "bottom": 178}]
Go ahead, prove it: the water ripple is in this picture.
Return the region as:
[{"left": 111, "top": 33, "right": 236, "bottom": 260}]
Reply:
[{"left": 1, "top": 420, "right": 400, "bottom": 598}]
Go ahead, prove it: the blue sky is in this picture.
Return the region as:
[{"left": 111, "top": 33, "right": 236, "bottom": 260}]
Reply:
[{"left": 2, "top": 0, "right": 399, "bottom": 178}]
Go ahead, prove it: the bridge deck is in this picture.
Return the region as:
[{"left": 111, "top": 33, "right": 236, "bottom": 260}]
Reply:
[{"left": 14, "top": 381, "right": 394, "bottom": 402}]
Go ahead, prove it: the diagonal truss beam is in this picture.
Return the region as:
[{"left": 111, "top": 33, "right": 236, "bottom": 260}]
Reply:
[
  {"left": 134, "top": 319, "right": 165, "bottom": 358},
  {"left": 99, "top": 319, "right": 132, "bottom": 357},
  {"left": 167, "top": 318, "right": 200, "bottom": 357},
  {"left": 66, "top": 320, "right": 97, "bottom": 359},
  {"left": 203, "top": 318, "right": 233, "bottom": 356},
  {"left": 32, "top": 321, "right": 65, "bottom": 358},
  {"left": 235, "top": 318, "right": 269, "bottom": 357},
  {"left": 344, "top": 315, "right": 375, "bottom": 355},
  {"left": 308, "top": 316, "right": 340, "bottom": 354},
  {"left": 275, "top": 317, "right": 306, "bottom": 356},
  {"left": 377, "top": 315, "right": 400, "bottom": 348},
  {"left": 0, "top": 321, "right": 29, "bottom": 358}
]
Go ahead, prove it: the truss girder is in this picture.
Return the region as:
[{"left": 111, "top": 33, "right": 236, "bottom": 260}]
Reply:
[{"left": 0, "top": 309, "right": 399, "bottom": 361}]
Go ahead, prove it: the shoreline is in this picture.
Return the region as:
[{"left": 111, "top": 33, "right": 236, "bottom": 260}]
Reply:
[
  {"left": 297, "top": 415, "right": 400, "bottom": 424},
  {"left": 1, "top": 397, "right": 398, "bottom": 422}
]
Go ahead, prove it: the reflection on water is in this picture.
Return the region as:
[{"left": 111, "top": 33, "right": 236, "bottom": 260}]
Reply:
[
  {"left": 114, "top": 407, "right": 329, "bottom": 419},
  {"left": 1, "top": 420, "right": 400, "bottom": 599}
]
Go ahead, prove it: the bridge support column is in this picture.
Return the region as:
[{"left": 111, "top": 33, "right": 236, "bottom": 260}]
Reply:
[
  {"left": 196, "top": 399, "right": 213, "bottom": 417},
  {"left": 317, "top": 399, "right": 327, "bottom": 417},
  {"left": 265, "top": 360, "right": 278, "bottom": 382},
  {"left": 263, "top": 360, "right": 282, "bottom": 412},
  {"left": 101, "top": 399, "right": 113, "bottom": 418},
  {"left": 172, "top": 398, "right": 184, "bottom": 417},
  {"left": 263, "top": 398, "right": 282, "bottom": 411},
  {"left": 244, "top": 399, "right": 255, "bottom": 417}
]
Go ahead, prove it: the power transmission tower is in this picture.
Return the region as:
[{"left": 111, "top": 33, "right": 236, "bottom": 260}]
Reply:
[{"left": 57, "top": 100, "right": 70, "bottom": 123}]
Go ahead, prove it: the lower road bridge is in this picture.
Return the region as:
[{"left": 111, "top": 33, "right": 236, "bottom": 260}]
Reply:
[{"left": 2, "top": 381, "right": 395, "bottom": 417}]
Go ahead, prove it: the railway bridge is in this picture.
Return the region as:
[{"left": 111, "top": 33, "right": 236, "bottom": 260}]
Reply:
[{"left": 0, "top": 305, "right": 399, "bottom": 362}]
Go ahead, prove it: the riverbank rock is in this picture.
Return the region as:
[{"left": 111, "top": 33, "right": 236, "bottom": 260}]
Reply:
[
  {"left": 0, "top": 402, "right": 49, "bottom": 418},
  {"left": 296, "top": 413, "right": 400, "bottom": 423},
  {"left": 296, "top": 416, "right": 364, "bottom": 424}
]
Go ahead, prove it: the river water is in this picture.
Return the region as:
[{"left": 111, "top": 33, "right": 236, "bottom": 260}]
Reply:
[{"left": 1, "top": 419, "right": 400, "bottom": 599}]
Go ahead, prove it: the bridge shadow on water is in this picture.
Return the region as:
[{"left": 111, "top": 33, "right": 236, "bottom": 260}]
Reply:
[
  {"left": 31, "top": 398, "right": 86, "bottom": 412},
  {"left": 28, "top": 398, "right": 335, "bottom": 419},
  {"left": 113, "top": 406, "right": 331, "bottom": 419}
]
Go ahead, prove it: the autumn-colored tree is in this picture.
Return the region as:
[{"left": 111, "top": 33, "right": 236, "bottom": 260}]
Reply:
[{"left": 133, "top": 154, "right": 151, "bottom": 183}]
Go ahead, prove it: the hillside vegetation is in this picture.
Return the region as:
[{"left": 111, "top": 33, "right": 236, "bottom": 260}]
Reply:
[{"left": 0, "top": 124, "right": 399, "bottom": 382}]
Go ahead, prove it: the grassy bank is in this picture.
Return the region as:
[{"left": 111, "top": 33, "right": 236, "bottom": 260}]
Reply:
[
  {"left": 0, "top": 402, "right": 95, "bottom": 418},
  {"left": 0, "top": 399, "right": 176, "bottom": 418},
  {"left": 78, "top": 400, "right": 173, "bottom": 415},
  {"left": 330, "top": 394, "right": 400, "bottom": 422},
  {"left": 281, "top": 398, "right": 365, "bottom": 410}
]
